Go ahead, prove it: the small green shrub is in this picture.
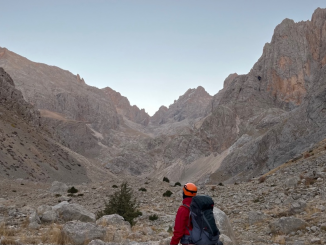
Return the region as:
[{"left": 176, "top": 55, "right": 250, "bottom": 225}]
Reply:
[
  {"left": 139, "top": 187, "right": 147, "bottom": 192},
  {"left": 218, "top": 182, "right": 224, "bottom": 186},
  {"left": 112, "top": 185, "right": 118, "bottom": 188},
  {"left": 163, "top": 190, "right": 173, "bottom": 197},
  {"left": 149, "top": 214, "right": 158, "bottom": 221},
  {"left": 167, "top": 225, "right": 173, "bottom": 233},
  {"left": 163, "top": 177, "right": 170, "bottom": 183},
  {"left": 67, "top": 186, "right": 78, "bottom": 194},
  {"left": 174, "top": 182, "right": 181, "bottom": 187},
  {"left": 96, "top": 182, "right": 141, "bottom": 226}
]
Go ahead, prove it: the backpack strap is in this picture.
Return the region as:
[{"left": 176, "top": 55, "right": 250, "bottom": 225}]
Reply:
[{"left": 182, "top": 204, "right": 192, "bottom": 229}]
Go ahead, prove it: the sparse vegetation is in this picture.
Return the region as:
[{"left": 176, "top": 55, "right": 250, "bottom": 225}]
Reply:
[
  {"left": 218, "top": 182, "right": 224, "bottom": 186},
  {"left": 167, "top": 225, "right": 173, "bottom": 233},
  {"left": 163, "top": 190, "right": 173, "bottom": 197},
  {"left": 174, "top": 182, "right": 181, "bottom": 187},
  {"left": 304, "top": 153, "right": 310, "bottom": 158},
  {"left": 163, "top": 177, "right": 170, "bottom": 183},
  {"left": 67, "top": 186, "right": 78, "bottom": 194},
  {"left": 96, "top": 182, "right": 141, "bottom": 226},
  {"left": 112, "top": 185, "right": 118, "bottom": 188},
  {"left": 77, "top": 193, "right": 84, "bottom": 197},
  {"left": 149, "top": 214, "right": 158, "bottom": 221},
  {"left": 55, "top": 194, "right": 61, "bottom": 197},
  {"left": 139, "top": 187, "right": 147, "bottom": 192}
]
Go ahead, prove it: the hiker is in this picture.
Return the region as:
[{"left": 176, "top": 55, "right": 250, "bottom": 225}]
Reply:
[
  {"left": 170, "top": 182, "right": 198, "bottom": 245},
  {"left": 170, "top": 183, "right": 223, "bottom": 245}
]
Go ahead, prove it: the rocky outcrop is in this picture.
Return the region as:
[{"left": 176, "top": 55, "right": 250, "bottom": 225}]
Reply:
[
  {"left": 102, "top": 87, "right": 150, "bottom": 126},
  {"left": 160, "top": 8, "right": 326, "bottom": 183},
  {"left": 151, "top": 86, "right": 212, "bottom": 125},
  {"left": 0, "top": 67, "right": 40, "bottom": 126},
  {"left": 0, "top": 47, "right": 120, "bottom": 137},
  {"left": 0, "top": 67, "right": 90, "bottom": 183},
  {"left": 63, "top": 221, "right": 106, "bottom": 245}
]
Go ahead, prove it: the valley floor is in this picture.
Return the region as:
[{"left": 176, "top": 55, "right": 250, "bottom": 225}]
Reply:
[{"left": 1, "top": 143, "right": 326, "bottom": 245}]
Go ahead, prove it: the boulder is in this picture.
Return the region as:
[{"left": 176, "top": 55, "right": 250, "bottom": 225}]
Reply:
[
  {"left": 289, "top": 200, "right": 306, "bottom": 214},
  {"left": 96, "top": 214, "right": 131, "bottom": 242},
  {"left": 62, "top": 221, "right": 106, "bottom": 245},
  {"left": 96, "top": 214, "right": 130, "bottom": 229},
  {"left": 37, "top": 204, "right": 52, "bottom": 216},
  {"left": 54, "top": 202, "right": 95, "bottom": 222},
  {"left": 41, "top": 210, "right": 58, "bottom": 223},
  {"left": 50, "top": 181, "right": 69, "bottom": 193},
  {"left": 213, "top": 207, "right": 237, "bottom": 245},
  {"left": 219, "top": 234, "right": 233, "bottom": 245},
  {"left": 269, "top": 217, "right": 307, "bottom": 234}
]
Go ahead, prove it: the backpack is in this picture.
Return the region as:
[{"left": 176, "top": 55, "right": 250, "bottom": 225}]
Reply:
[{"left": 183, "top": 195, "right": 221, "bottom": 245}]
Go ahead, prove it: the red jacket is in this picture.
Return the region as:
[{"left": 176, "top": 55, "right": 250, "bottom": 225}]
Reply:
[{"left": 170, "top": 197, "right": 193, "bottom": 245}]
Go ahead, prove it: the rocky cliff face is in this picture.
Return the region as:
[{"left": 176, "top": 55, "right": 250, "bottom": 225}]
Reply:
[
  {"left": 0, "top": 48, "right": 120, "bottom": 136},
  {"left": 102, "top": 87, "right": 150, "bottom": 126},
  {"left": 204, "top": 7, "right": 326, "bottom": 183},
  {"left": 0, "top": 67, "right": 93, "bottom": 183},
  {"left": 150, "top": 86, "right": 212, "bottom": 125}
]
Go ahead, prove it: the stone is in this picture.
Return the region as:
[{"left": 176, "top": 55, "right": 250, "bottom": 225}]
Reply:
[
  {"left": 248, "top": 211, "right": 266, "bottom": 225},
  {"left": 311, "top": 237, "right": 322, "bottom": 244},
  {"left": 88, "top": 240, "right": 109, "bottom": 245},
  {"left": 41, "top": 210, "right": 58, "bottom": 223},
  {"left": 213, "top": 207, "right": 237, "bottom": 245},
  {"left": 54, "top": 202, "right": 95, "bottom": 222},
  {"left": 62, "top": 221, "right": 106, "bottom": 245},
  {"left": 219, "top": 234, "right": 233, "bottom": 245},
  {"left": 50, "top": 181, "right": 69, "bottom": 193},
  {"left": 269, "top": 217, "right": 308, "bottom": 234},
  {"left": 37, "top": 205, "right": 52, "bottom": 216},
  {"left": 289, "top": 200, "right": 306, "bottom": 213}
]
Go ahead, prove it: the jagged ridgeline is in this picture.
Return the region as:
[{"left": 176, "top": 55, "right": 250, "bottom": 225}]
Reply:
[{"left": 1, "top": 8, "right": 326, "bottom": 184}]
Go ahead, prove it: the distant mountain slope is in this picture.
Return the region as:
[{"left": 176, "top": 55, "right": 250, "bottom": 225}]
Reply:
[
  {"left": 151, "top": 86, "right": 212, "bottom": 125},
  {"left": 102, "top": 87, "right": 150, "bottom": 126},
  {"left": 0, "top": 67, "right": 91, "bottom": 183}
]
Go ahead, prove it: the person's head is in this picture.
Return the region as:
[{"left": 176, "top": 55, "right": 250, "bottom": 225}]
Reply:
[{"left": 183, "top": 183, "right": 197, "bottom": 199}]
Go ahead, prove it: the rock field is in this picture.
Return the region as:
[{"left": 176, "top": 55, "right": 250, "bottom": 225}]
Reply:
[{"left": 1, "top": 139, "right": 326, "bottom": 245}]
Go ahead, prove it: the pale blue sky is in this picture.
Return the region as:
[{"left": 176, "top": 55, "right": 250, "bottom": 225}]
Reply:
[{"left": 1, "top": 1, "right": 325, "bottom": 115}]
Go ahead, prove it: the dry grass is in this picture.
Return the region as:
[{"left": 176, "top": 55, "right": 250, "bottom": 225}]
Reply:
[
  {"left": 0, "top": 223, "right": 17, "bottom": 237},
  {"left": 39, "top": 224, "right": 71, "bottom": 245},
  {"left": 0, "top": 238, "right": 19, "bottom": 245},
  {"left": 272, "top": 235, "right": 286, "bottom": 244}
]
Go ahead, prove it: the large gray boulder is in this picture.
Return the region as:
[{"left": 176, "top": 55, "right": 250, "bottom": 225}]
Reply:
[
  {"left": 41, "top": 210, "right": 58, "bottom": 223},
  {"left": 54, "top": 201, "right": 95, "bottom": 222},
  {"left": 213, "top": 207, "right": 237, "bottom": 245},
  {"left": 269, "top": 217, "right": 308, "bottom": 234},
  {"left": 63, "top": 221, "right": 106, "bottom": 245},
  {"left": 50, "top": 181, "right": 69, "bottom": 193},
  {"left": 96, "top": 214, "right": 131, "bottom": 242}
]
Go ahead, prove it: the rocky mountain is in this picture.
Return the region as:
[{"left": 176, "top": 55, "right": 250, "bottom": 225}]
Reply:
[
  {"left": 0, "top": 47, "right": 121, "bottom": 157},
  {"left": 0, "top": 67, "right": 109, "bottom": 183},
  {"left": 142, "top": 7, "right": 326, "bottom": 184},
  {"left": 102, "top": 87, "right": 150, "bottom": 126},
  {"left": 150, "top": 86, "right": 212, "bottom": 125},
  {"left": 2, "top": 8, "right": 326, "bottom": 187}
]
